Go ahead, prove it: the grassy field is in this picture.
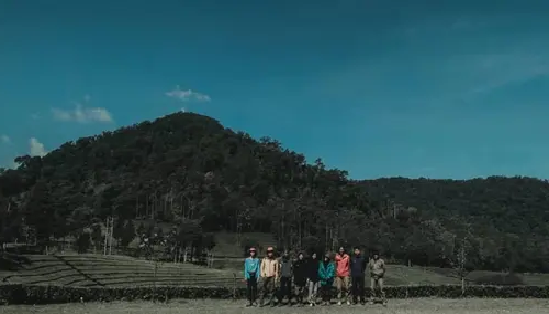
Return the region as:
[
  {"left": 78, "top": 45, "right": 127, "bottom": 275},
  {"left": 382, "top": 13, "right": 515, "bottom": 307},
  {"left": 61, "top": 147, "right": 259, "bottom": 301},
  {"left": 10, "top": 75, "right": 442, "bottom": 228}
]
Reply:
[
  {"left": 3, "top": 253, "right": 549, "bottom": 288},
  {"left": 0, "top": 254, "right": 240, "bottom": 287},
  {"left": 5, "top": 299, "right": 549, "bottom": 314}
]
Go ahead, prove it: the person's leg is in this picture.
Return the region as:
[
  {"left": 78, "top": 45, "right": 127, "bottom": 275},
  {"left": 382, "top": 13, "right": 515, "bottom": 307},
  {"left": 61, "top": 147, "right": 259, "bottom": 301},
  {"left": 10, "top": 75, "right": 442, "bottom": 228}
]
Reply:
[
  {"left": 345, "top": 276, "right": 351, "bottom": 304},
  {"left": 313, "top": 282, "right": 319, "bottom": 303},
  {"left": 287, "top": 278, "right": 293, "bottom": 304},
  {"left": 259, "top": 278, "right": 267, "bottom": 305},
  {"left": 251, "top": 277, "right": 258, "bottom": 305},
  {"left": 308, "top": 281, "right": 314, "bottom": 303},
  {"left": 296, "top": 284, "right": 303, "bottom": 304},
  {"left": 378, "top": 277, "right": 385, "bottom": 302},
  {"left": 349, "top": 277, "right": 356, "bottom": 303},
  {"left": 270, "top": 277, "right": 278, "bottom": 305},
  {"left": 369, "top": 277, "right": 375, "bottom": 303},
  {"left": 264, "top": 277, "right": 274, "bottom": 305},
  {"left": 246, "top": 278, "right": 252, "bottom": 305},
  {"left": 277, "top": 278, "right": 285, "bottom": 304},
  {"left": 358, "top": 276, "right": 364, "bottom": 304},
  {"left": 336, "top": 276, "right": 343, "bottom": 302}
]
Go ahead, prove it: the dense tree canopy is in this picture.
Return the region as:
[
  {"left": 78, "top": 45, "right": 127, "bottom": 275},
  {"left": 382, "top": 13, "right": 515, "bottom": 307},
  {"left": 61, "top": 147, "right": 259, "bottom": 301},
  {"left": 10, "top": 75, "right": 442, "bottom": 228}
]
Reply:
[{"left": 0, "top": 112, "right": 547, "bottom": 272}]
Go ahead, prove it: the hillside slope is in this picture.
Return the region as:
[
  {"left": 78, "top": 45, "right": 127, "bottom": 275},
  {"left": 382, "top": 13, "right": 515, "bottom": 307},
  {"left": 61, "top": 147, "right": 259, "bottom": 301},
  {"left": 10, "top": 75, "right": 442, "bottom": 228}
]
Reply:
[
  {"left": 0, "top": 254, "right": 238, "bottom": 287},
  {"left": 1, "top": 112, "right": 549, "bottom": 273}
]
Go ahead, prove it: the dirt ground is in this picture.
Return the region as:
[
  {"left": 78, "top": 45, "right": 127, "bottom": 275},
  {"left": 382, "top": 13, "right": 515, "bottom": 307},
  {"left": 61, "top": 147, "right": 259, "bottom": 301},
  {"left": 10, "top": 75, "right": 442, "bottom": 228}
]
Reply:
[{"left": 3, "top": 298, "right": 549, "bottom": 314}]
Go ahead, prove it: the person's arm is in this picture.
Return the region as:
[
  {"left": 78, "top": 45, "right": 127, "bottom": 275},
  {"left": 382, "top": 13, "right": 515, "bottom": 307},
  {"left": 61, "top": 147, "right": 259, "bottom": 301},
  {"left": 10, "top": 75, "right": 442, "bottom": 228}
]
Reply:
[
  {"left": 380, "top": 259, "right": 386, "bottom": 275},
  {"left": 244, "top": 259, "right": 249, "bottom": 280},
  {"left": 260, "top": 258, "right": 266, "bottom": 277},
  {"left": 317, "top": 264, "right": 324, "bottom": 279},
  {"left": 329, "top": 264, "right": 335, "bottom": 278}
]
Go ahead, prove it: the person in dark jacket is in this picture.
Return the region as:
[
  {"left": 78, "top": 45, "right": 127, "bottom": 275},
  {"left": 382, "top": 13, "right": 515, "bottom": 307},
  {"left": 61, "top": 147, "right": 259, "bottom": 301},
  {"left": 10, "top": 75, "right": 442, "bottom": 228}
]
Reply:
[
  {"left": 306, "top": 252, "right": 319, "bottom": 306},
  {"left": 350, "top": 247, "right": 367, "bottom": 304},
  {"left": 292, "top": 252, "right": 307, "bottom": 305},
  {"left": 277, "top": 249, "right": 294, "bottom": 305}
]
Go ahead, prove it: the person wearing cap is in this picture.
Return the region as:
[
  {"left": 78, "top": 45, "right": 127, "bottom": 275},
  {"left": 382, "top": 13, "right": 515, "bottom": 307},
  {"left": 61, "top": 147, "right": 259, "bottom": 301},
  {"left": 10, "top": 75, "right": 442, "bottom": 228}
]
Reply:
[
  {"left": 334, "top": 246, "right": 351, "bottom": 305},
  {"left": 306, "top": 252, "right": 320, "bottom": 306},
  {"left": 260, "top": 247, "right": 279, "bottom": 306},
  {"left": 318, "top": 253, "right": 335, "bottom": 305},
  {"left": 368, "top": 250, "right": 386, "bottom": 305},
  {"left": 350, "top": 247, "right": 367, "bottom": 305},
  {"left": 244, "top": 247, "right": 260, "bottom": 306},
  {"left": 277, "top": 249, "right": 293, "bottom": 305},
  {"left": 292, "top": 252, "right": 307, "bottom": 305}
]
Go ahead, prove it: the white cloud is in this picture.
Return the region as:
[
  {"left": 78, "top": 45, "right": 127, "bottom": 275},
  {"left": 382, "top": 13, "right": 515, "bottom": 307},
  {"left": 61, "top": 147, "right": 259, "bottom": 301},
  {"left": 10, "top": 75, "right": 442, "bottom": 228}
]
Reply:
[
  {"left": 0, "top": 134, "right": 10, "bottom": 144},
  {"left": 29, "top": 137, "right": 47, "bottom": 157},
  {"left": 52, "top": 95, "right": 113, "bottom": 123},
  {"left": 166, "top": 86, "right": 211, "bottom": 102},
  {"left": 6, "top": 161, "right": 20, "bottom": 170}
]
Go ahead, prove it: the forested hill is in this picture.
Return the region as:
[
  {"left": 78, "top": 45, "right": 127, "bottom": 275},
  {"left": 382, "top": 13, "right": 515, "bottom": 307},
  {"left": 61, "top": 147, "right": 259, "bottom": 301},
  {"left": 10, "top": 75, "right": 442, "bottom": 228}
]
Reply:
[
  {"left": 1, "top": 112, "right": 548, "bottom": 273},
  {"left": 359, "top": 177, "right": 549, "bottom": 236}
]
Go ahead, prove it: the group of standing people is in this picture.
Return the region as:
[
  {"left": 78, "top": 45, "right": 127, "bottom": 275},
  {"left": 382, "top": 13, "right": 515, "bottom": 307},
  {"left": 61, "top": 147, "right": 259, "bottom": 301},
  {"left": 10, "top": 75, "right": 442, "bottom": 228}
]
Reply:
[{"left": 243, "top": 246, "right": 386, "bottom": 307}]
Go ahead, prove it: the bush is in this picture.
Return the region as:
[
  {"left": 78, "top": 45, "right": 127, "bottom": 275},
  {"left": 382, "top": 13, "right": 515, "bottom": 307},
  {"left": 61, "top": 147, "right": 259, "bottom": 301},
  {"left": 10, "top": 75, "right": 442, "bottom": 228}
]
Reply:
[
  {"left": 473, "top": 273, "right": 525, "bottom": 286},
  {"left": 1, "top": 284, "right": 549, "bottom": 305}
]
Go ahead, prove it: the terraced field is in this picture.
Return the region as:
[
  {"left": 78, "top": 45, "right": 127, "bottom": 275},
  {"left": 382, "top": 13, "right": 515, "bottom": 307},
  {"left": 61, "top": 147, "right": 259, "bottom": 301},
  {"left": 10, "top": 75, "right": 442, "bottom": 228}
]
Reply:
[
  {"left": 2, "top": 253, "right": 549, "bottom": 288},
  {"left": 0, "top": 254, "right": 242, "bottom": 287}
]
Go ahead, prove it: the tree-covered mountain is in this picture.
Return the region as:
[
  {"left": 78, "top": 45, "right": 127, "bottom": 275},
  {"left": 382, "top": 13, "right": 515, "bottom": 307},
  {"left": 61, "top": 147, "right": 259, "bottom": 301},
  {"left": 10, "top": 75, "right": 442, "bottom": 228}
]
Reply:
[{"left": 0, "top": 112, "right": 548, "bottom": 273}]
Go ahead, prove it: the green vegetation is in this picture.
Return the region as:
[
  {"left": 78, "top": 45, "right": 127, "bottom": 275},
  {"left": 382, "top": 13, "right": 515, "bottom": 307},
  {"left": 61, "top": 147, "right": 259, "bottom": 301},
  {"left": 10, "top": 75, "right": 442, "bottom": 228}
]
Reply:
[
  {"left": 0, "top": 254, "right": 237, "bottom": 287},
  {"left": 1, "top": 112, "right": 549, "bottom": 277},
  {"left": 5, "top": 299, "right": 546, "bottom": 314},
  {"left": 3, "top": 254, "right": 548, "bottom": 288},
  {"left": 3, "top": 282, "right": 549, "bottom": 305}
]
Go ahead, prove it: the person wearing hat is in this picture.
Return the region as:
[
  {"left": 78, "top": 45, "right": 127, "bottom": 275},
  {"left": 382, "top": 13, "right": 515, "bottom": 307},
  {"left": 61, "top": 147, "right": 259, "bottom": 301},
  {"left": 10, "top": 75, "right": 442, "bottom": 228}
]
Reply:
[
  {"left": 318, "top": 253, "right": 335, "bottom": 305},
  {"left": 260, "top": 247, "right": 279, "bottom": 306},
  {"left": 292, "top": 252, "right": 307, "bottom": 305},
  {"left": 368, "top": 249, "right": 386, "bottom": 305},
  {"left": 244, "top": 247, "right": 260, "bottom": 306}
]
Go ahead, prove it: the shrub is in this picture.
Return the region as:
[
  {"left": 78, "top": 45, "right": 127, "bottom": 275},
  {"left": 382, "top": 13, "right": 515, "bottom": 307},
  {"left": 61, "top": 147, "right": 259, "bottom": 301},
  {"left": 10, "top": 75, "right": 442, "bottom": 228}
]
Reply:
[
  {"left": 473, "top": 273, "right": 525, "bottom": 286},
  {"left": 1, "top": 284, "right": 549, "bottom": 305}
]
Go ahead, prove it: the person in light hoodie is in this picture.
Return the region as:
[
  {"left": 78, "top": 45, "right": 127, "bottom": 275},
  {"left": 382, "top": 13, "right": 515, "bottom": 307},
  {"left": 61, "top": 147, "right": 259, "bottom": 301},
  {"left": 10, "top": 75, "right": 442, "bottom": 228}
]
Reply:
[
  {"left": 368, "top": 249, "right": 386, "bottom": 305},
  {"left": 244, "top": 247, "right": 260, "bottom": 307},
  {"left": 259, "top": 247, "right": 279, "bottom": 306}
]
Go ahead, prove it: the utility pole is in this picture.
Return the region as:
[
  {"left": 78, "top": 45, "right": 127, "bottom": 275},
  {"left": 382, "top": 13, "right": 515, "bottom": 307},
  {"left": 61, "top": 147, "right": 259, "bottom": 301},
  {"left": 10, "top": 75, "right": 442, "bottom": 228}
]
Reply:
[
  {"left": 104, "top": 217, "right": 114, "bottom": 256},
  {"left": 109, "top": 217, "right": 114, "bottom": 255}
]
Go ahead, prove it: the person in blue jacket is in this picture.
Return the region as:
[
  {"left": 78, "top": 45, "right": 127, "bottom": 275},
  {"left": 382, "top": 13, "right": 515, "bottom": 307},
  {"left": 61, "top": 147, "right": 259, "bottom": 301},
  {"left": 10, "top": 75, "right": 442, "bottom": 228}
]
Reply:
[
  {"left": 318, "top": 253, "right": 335, "bottom": 305},
  {"left": 244, "top": 247, "right": 260, "bottom": 306}
]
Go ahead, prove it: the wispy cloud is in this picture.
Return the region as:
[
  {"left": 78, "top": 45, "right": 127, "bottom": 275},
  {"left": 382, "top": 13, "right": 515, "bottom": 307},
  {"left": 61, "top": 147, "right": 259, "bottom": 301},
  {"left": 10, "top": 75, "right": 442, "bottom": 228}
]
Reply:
[
  {"left": 0, "top": 134, "right": 10, "bottom": 144},
  {"left": 52, "top": 95, "right": 114, "bottom": 123},
  {"left": 166, "top": 86, "right": 212, "bottom": 102},
  {"left": 29, "top": 137, "right": 47, "bottom": 157},
  {"left": 463, "top": 54, "right": 549, "bottom": 97}
]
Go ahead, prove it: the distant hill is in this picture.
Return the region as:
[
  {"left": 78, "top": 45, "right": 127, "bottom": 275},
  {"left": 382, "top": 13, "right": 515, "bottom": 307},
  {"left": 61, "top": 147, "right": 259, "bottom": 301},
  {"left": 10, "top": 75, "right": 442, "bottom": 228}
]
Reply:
[{"left": 1, "top": 112, "right": 548, "bottom": 273}]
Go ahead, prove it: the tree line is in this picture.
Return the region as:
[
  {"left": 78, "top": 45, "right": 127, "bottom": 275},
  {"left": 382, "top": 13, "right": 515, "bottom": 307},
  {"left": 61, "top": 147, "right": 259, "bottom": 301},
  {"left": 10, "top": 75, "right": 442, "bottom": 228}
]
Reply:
[{"left": 1, "top": 112, "right": 548, "bottom": 273}]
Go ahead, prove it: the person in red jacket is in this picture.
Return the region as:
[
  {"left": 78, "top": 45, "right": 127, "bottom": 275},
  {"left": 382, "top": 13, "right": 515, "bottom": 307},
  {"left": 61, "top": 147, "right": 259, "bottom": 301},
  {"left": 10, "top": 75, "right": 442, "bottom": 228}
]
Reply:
[{"left": 334, "top": 246, "right": 350, "bottom": 305}]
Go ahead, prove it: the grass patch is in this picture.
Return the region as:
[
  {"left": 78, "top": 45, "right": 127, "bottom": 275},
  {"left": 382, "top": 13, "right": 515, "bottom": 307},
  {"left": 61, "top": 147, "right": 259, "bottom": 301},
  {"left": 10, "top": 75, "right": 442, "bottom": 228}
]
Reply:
[{"left": 4, "top": 298, "right": 548, "bottom": 314}]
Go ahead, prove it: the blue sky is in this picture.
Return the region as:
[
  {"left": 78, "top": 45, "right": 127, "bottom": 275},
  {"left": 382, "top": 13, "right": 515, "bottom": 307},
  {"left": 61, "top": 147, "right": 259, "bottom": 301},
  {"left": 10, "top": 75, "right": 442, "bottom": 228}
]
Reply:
[{"left": 1, "top": 0, "right": 549, "bottom": 179}]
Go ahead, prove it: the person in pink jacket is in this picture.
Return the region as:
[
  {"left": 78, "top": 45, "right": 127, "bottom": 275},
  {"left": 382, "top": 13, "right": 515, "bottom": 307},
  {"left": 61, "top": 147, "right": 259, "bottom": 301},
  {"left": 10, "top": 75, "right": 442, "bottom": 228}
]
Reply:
[{"left": 334, "top": 246, "right": 351, "bottom": 305}]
